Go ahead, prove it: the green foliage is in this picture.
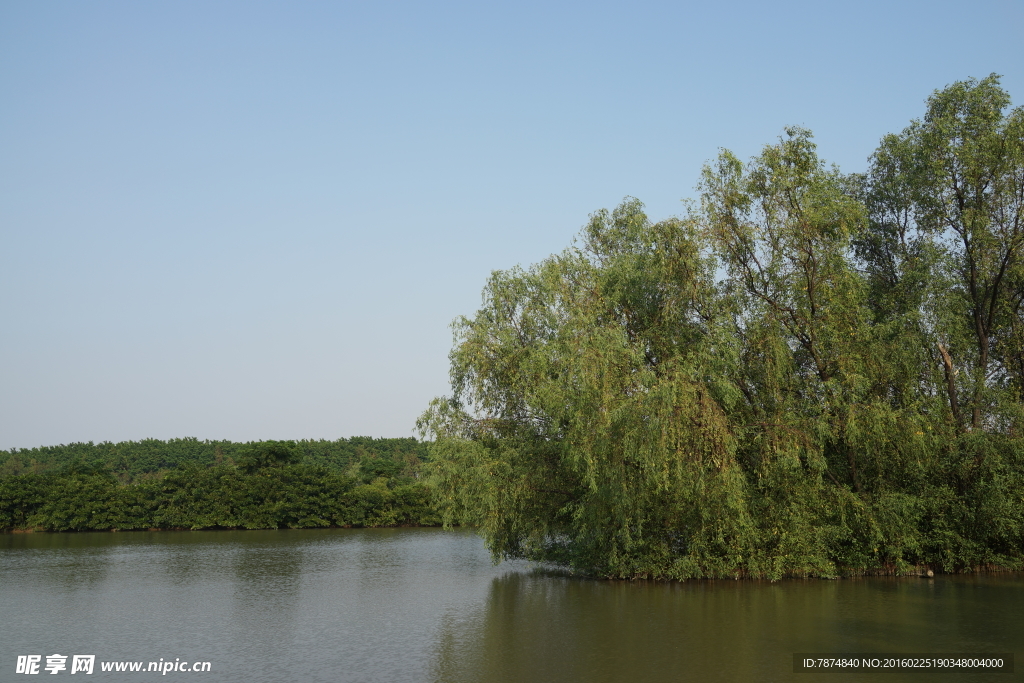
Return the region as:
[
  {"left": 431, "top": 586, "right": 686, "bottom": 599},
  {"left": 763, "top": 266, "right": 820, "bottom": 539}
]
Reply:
[
  {"left": 420, "top": 77, "right": 1024, "bottom": 579},
  {"left": 0, "top": 465, "right": 440, "bottom": 532},
  {"left": 1, "top": 436, "right": 428, "bottom": 481},
  {"left": 860, "top": 74, "right": 1024, "bottom": 433},
  {"left": 236, "top": 440, "right": 301, "bottom": 474},
  {"left": 0, "top": 437, "right": 439, "bottom": 532}
]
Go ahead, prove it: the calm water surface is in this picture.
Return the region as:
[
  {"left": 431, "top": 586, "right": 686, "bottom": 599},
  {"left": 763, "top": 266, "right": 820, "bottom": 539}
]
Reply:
[{"left": 1, "top": 528, "right": 1020, "bottom": 682}]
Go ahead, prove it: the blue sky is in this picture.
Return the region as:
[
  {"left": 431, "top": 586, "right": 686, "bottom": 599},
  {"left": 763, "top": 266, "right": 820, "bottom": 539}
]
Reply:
[{"left": 1, "top": 0, "right": 1021, "bottom": 449}]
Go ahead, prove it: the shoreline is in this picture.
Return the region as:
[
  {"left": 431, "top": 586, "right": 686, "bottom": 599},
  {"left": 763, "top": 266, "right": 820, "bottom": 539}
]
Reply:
[{"left": 5, "top": 526, "right": 1021, "bottom": 581}]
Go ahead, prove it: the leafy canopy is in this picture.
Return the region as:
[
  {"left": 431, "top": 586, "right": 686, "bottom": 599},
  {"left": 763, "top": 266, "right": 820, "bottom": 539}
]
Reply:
[{"left": 420, "top": 76, "right": 1024, "bottom": 579}]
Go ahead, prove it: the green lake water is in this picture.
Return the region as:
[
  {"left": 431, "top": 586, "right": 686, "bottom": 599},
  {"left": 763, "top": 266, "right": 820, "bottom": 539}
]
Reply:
[{"left": 1, "top": 528, "right": 1020, "bottom": 682}]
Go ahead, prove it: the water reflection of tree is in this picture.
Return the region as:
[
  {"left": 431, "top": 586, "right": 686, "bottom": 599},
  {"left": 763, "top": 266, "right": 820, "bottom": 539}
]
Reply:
[
  {"left": 430, "top": 572, "right": 784, "bottom": 683},
  {"left": 431, "top": 572, "right": 1024, "bottom": 683},
  {"left": 225, "top": 531, "right": 306, "bottom": 680}
]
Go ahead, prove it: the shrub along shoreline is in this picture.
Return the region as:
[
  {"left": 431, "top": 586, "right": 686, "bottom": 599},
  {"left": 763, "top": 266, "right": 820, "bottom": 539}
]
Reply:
[{"left": 1, "top": 438, "right": 440, "bottom": 532}]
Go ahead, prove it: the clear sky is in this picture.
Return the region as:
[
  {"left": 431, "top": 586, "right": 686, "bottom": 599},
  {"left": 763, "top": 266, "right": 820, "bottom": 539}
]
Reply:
[{"left": 1, "top": 0, "right": 1021, "bottom": 450}]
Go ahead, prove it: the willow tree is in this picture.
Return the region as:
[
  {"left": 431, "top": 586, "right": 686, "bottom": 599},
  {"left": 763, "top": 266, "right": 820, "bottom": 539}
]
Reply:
[
  {"left": 419, "top": 200, "right": 757, "bottom": 578},
  {"left": 698, "top": 128, "right": 933, "bottom": 573},
  {"left": 859, "top": 75, "right": 1024, "bottom": 567},
  {"left": 864, "top": 75, "right": 1024, "bottom": 434}
]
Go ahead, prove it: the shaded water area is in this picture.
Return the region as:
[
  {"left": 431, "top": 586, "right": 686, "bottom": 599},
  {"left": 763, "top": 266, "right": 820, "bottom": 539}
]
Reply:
[{"left": 1, "top": 528, "right": 1020, "bottom": 682}]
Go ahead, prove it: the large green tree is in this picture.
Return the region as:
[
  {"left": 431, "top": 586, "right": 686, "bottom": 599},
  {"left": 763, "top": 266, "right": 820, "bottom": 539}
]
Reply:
[
  {"left": 862, "top": 74, "right": 1024, "bottom": 434},
  {"left": 420, "top": 200, "right": 755, "bottom": 577},
  {"left": 421, "top": 78, "right": 1024, "bottom": 579}
]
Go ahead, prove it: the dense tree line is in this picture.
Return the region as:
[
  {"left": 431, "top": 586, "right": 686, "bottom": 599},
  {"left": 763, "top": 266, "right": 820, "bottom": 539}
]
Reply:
[
  {"left": 419, "top": 76, "right": 1024, "bottom": 579},
  {"left": 0, "top": 436, "right": 427, "bottom": 481},
  {"left": 0, "top": 438, "right": 438, "bottom": 531}
]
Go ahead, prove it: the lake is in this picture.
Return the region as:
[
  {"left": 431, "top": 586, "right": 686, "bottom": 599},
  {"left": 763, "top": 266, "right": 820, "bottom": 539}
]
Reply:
[{"left": 1, "top": 528, "right": 1020, "bottom": 682}]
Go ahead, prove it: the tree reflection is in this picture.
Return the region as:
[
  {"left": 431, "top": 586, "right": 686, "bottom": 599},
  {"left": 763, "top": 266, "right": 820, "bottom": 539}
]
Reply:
[{"left": 431, "top": 571, "right": 1024, "bottom": 683}]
